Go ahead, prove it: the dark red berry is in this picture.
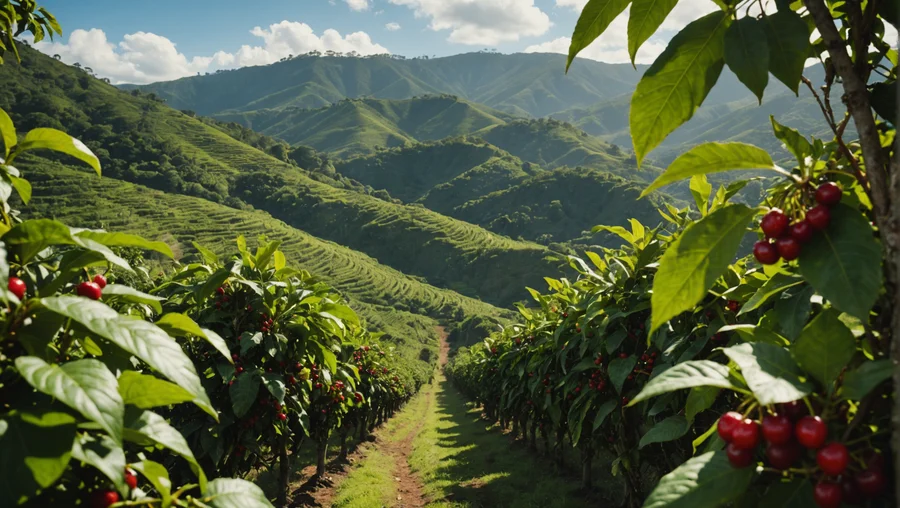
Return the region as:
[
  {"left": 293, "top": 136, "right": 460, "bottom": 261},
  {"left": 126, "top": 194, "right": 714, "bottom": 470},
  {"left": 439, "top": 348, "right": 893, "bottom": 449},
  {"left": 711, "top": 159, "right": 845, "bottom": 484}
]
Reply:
[
  {"left": 807, "top": 205, "right": 831, "bottom": 230},
  {"left": 77, "top": 281, "right": 103, "bottom": 300},
  {"left": 621, "top": 397, "right": 629, "bottom": 405},
  {"left": 717, "top": 412, "right": 743, "bottom": 442},
  {"left": 726, "top": 443, "right": 755, "bottom": 468},
  {"left": 8, "top": 277, "right": 26, "bottom": 300},
  {"left": 766, "top": 441, "right": 800, "bottom": 470},
  {"left": 216, "top": 286, "right": 225, "bottom": 295},
  {"left": 92, "top": 274, "right": 108, "bottom": 289},
  {"left": 619, "top": 353, "right": 628, "bottom": 359},
  {"left": 796, "top": 416, "right": 828, "bottom": 449},
  {"left": 762, "top": 415, "right": 793, "bottom": 445},
  {"left": 855, "top": 469, "right": 886, "bottom": 497},
  {"left": 124, "top": 468, "right": 138, "bottom": 489},
  {"left": 761, "top": 209, "right": 789, "bottom": 238},
  {"left": 726, "top": 300, "right": 740, "bottom": 313},
  {"left": 753, "top": 240, "right": 780, "bottom": 265},
  {"left": 817, "top": 442, "right": 849, "bottom": 475},
  {"left": 91, "top": 490, "right": 120, "bottom": 508},
  {"left": 731, "top": 419, "right": 760, "bottom": 450},
  {"left": 776, "top": 237, "right": 802, "bottom": 261},
  {"left": 790, "top": 220, "right": 814, "bottom": 243},
  {"left": 815, "top": 182, "right": 843, "bottom": 206},
  {"left": 813, "top": 481, "right": 842, "bottom": 508},
  {"left": 841, "top": 476, "right": 864, "bottom": 505},
  {"left": 780, "top": 400, "right": 807, "bottom": 421},
  {"left": 277, "top": 413, "right": 287, "bottom": 421}
]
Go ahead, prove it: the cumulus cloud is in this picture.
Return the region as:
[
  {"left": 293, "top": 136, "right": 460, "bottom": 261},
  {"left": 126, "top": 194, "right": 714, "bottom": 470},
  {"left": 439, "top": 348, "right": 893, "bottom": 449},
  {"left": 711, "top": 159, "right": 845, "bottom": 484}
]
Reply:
[
  {"left": 386, "top": 22, "right": 402, "bottom": 31},
  {"left": 34, "top": 21, "right": 389, "bottom": 84},
  {"left": 389, "top": 0, "right": 551, "bottom": 45},
  {"left": 346, "top": 0, "right": 370, "bottom": 11}
]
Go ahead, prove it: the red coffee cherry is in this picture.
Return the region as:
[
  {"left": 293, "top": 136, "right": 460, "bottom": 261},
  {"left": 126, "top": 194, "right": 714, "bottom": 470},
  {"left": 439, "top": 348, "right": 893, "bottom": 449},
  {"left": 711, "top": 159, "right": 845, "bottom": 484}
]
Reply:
[
  {"left": 77, "top": 281, "right": 103, "bottom": 300},
  {"left": 761, "top": 209, "right": 789, "bottom": 238},
  {"left": 806, "top": 205, "right": 831, "bottom": 230},
  {"left": 762, "top": 415, "right": 793, "bottom": 445},
  {"left": 753, "top": 241, "right": 780, "bottom": 265},
  {"left": 790, "top": 220, "right": 814, "bottom": 243},
  {"left": 726, "top": 442, "right": 755, "bottom": 468},
  {"left": 7, "top": 277, "right": 26, "bottom": 300},
  {"left": 815, "top": 182, "right": 842, "bottom": 206},
  {"left": 92, "top": 274, "right": 108, "bottom": 289},
  {"left": 730, "top": 419, "right": 760, "bottom": 450},
  {"left": 813, "top": 481, "right": 842, "bottom": 508},
  {"left": 717, "top": 411, "right": 743, "bottom": 442},
  {"left": 816, "top": 442, "right": 849, "bottom": 475},
  {"left": 776, "top": 237, "right": 802, "bottom": 261},
  {"left": 795, "top": 416, "right": 828, "bottom": 449}
]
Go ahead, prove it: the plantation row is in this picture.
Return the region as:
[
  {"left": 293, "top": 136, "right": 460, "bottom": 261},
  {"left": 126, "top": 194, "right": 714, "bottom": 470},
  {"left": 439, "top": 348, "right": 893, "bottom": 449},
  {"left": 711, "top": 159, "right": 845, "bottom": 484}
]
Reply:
[{"left": 0, "top": 106, "right": 424, "bottom": 506}]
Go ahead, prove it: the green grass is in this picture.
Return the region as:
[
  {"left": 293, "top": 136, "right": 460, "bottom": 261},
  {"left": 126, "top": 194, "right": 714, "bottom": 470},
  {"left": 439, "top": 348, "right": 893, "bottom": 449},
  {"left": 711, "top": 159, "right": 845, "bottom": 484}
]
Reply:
[{"left": 332, "top": 447, "right": 398, "bottom": 507}]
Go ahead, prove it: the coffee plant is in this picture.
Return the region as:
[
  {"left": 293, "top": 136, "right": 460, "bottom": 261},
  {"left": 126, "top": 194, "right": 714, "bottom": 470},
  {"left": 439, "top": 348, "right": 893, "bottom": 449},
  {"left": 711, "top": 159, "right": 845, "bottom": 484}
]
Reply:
[{"left": 449, "top": 0, "right": 897, "bottom": 506}]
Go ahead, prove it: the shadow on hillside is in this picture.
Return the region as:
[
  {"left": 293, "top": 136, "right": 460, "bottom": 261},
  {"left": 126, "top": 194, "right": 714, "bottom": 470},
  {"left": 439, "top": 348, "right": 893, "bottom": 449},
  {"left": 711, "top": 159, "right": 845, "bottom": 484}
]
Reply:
[{"left": 425, "top": 377, "right": 625, "bottom": 508}]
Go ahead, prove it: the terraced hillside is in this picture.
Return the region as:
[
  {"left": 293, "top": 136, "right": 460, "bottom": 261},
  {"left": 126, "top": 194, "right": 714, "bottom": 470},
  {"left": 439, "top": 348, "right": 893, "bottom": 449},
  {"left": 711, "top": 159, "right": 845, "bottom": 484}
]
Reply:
[
  {"left": 24, "top": 160, "right": 514, "bottom": 375},
  {"left": 1, "top": 46, "right": 564, "bottom": 307}
]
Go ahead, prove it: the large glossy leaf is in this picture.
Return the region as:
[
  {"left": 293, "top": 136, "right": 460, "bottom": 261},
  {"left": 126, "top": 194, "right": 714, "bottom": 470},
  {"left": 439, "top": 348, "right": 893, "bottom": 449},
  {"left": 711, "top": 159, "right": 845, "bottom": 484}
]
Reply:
[
  {"left": 685, "top": 386, "right": 720, "bottom": 422},
  {"left": 192, "top": 241, "right": 219, "bottom": 265},
  {"left": 0, "top": 410, "right": 77, "bottom": 506},
  {"left": 76, "top": 230, "right": 174, "bottom": 258},
  {"left": 102, "top": 284, "right": 163, "bottom": 313},
  {"left": 230, "top": 372, "right": 260, "bottom": 418},
  {"left": 724, "top": 343, "right": 813, "bottom": 405},
  {"left": 156, "top": 313, "right": 232, "bottom": 363},
  {"left": 627, "top": 0, "right": 677, "bottom": 65},
  {"left": 791, "top": 310, "right": 855, "bottom": 389},
  {"left": 14, "top": 128, "right": 101, "bottom": 175},
  {"left": 630, "top": 11, "right": 730, "bottom": 165},
  {"left": 763, "top": 10, "right": 810, "bottom": 94},
  {"left": 123, "top": 409, "right": 207, "bottom": 490},
  {"left": 757, "top": 479, "right": 816, "bottom": 507},
  {"left": 41, "top": 296, "right": 215, "bottom": 418},
  {"left": 639, "top": 415, "right": 689, "bottom": 448},
  {"left": 651, "top": 204, "right": 756, "bottom": 332},
  {"left": 72, "top": 433, "right": 127, "bottom": 496},
  {"left": 566, "top": 0, "right": 632, "bottom": 71},
  {"left": 642, "top": 144, "right": 776, "bottom": 197},
  {"left": 842, "top": 359, "right": 892, "bottom": 401},
  {"left": 262, "top": 373, "right": 286, "bottom": 405},
  {"left": 770, "top": 116, "right": 812, "bottom": 166},
  {"left": 15, "top": 357, "right": 123, "bottom": 444},
  {"left": 609, "top": 355, "right": 637, "bottom": 393},
  {"left": 773, "top": 285, "right": 814, "bottom": 341},
  {"left": 592, "top": 399, "right": 618, "bottom": 430},
  {"left": 3, "top": 218, "right": 77, "bottom": 263},
  {"left": 644, "top": 451, "right": 755, "bottom": 508},
  {"left": 131, "top": 460, "right": 172, "bottom": 505},
  {"left": 799, "top": 206, "right": 882, "bottom": 321},
  {"left": 0, "top": 107, "right": 14, "bottom": 158},
  {"left": 117, "top": 371, "right": 194, "bottom": 409},
  {"left": 629, "top": 360, "right": 740, "bottom": 405},
  {"left": 724, "top": 17, "right": 768, "bottom": 102},
  {"left": 739, "top": 273, "right": 803, "bottom": 315},
  {"left": 203, "top": 478, "right": 275, "bottom": 508}
]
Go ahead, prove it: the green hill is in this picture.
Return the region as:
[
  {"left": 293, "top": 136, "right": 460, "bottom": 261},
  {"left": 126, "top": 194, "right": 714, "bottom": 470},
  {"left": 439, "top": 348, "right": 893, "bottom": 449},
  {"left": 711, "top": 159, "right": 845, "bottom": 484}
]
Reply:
[{"left": 2, "top": 45, "right": 563, "bottom": 309}]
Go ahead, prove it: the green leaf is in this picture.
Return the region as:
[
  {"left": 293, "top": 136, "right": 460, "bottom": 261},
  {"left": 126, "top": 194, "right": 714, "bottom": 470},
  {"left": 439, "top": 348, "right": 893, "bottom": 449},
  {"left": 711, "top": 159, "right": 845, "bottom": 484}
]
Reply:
[
  {"left": 643, "top": 451, "right": 755, "bottom": 508},
  {"left": 724, "top": 343, "right": 813, "bottom": 405},
  {"left": 123, "top": 409, "right": 207, "bottom": 490},
  {"left": 0, "top": 410, "right": 77, "bottom": 506},
  {"left": 630, "top": 360, "right": 740, "bottom": 405},
  {"left": 642, "top": 143, "right": 776, "bottom": 197},
  {"left": 842, "top": 359, "right": 892, "bottom": 401},
  {"left": 651, "top": 204, "right": 756, "bottom": 332},
  {"left": 8, "top": 174, "right": 31, "bottom": 204},
  {"left": 192, "top": 241, "right": 219, "bottom": 265},
  {"left": 0, "top": 107, "right": 15, "bottom": 158},
  {"left": 724, "top": 17, "right": 769, "bottom": 102},
  {"left": 262, "top": 373, "right": 286, "bottom": 405},
  {"left": 592, "top": 399, "right": 618, "bottom": 430},
  {"left": 72, "top": 433, "right": 127, "bottom": 496},
  {"left": 320, "top": 302, "right": 360, "bottom": 326},
  {"left": 799, "top": 206, "right": 882, "bottom": 321},
  {"left": 203, "top": 478, "right": 275, "bottom": 508},
  {"left": 117, "top": 371, "right": 195, "bottom": 409},
  {"left": 609, "top": 355, "right": 637, "bottom": 393},
  {"left": 870, "top": 81, "right": 897, "bottom": 124},
  {"left": 131, "top": 460, "right": 172, "bottom": 505},
  {"left": 739, "top": 273, "right": 803, "bottom": 315},
  {"left": 3, "top": 218, "right": 77, "bottom": 263},
  {"left": 689, "top": 174, "right": 712, "bottom": 215},
  {"left": 719, "top": 324, "right": 789, "bottom": 346},
  {"left": 102, "top": 284, "right": 163, "bottom": 313},
  {"left": 569, "top": 397, "right": 593, "bottom": 446},
  {"left": 254, "top": 240, "right": 282, "bottom": 271},
  {"left": 627, "top": 0, "right": 677, "bottom": 65},
  {"left": 773, "top": 285, "right": 814, "bottom": 341},
  {"left": 685, "top": 386, "right": 720, "bottom": 422},
  {"left": 630, "top": 11, "right": 730, "bottom": 165},
  {"left": 15, "top": 128, "right": 101, "bottom": 175},
  {"left": 566, "top": 0, "right": 632, "bottom": 71},
  {"left": 15, "top": 357, "right": 123, "bottom": 444},
  {"left": 230, "top": 372, "right": 260, "bottom": 418},
  {"left": 763, "top": 10, "right": 811, "bottom": 94},
  {"left": 41, "top": 296, "right": 215, "bottom": 419},
  {"left": 76, "top": 230, "right": 174, "bottom": 258},
  {"left": 791, "top": 310, "right": 855, "bottom": 389},
  {"left": 640, "top": 415, "right": 689, "bottom": 448},
  {"left": 274, "top": 250, "right": 286, "bottom": 271},
  {"left": 757, "top": 479, "right": 816, "bottom": 507},
  {"left": 197, "top": 267, "right": 232, "bottom": 303},
  {"left": 156, "top": 313, "right": 232, "bottom": 363},
  {"left": 770, "top": 116, "right": 812, "bottom": 166}
]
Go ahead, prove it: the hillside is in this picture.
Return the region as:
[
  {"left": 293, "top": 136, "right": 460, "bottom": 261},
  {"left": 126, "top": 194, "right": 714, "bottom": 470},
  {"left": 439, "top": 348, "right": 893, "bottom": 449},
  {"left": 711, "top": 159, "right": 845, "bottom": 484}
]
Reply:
[
  {"left": 2, "top": 45, "right": 565, "bottom": 310},
  {"left": 213, "top": 95, "right": 516, "bottom": 158},
  {"left": 127, "top": 52, "right": 649, "bottom": 118}
]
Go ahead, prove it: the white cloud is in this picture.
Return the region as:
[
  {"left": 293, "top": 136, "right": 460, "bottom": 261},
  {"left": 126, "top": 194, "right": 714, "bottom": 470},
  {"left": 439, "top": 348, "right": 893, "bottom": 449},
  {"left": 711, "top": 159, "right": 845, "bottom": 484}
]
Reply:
[
  {"left": 346, "top": 0, "right": 369, "bottom": 11},
  {"left": 389, "top": 0, "right": 551, "bottom": 45},
  {"left": 386, "top": 22, "right": 402, "bottom": 31},
  {"left": 34, "top": 21, "right": 389, "bottom": 84}
]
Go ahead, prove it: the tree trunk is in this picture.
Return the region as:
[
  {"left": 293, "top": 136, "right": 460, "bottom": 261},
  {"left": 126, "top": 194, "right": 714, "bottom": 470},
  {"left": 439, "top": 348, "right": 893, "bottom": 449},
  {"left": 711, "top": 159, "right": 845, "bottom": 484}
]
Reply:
[
  {"left": 530, "top": 419, "right": 538, "bottom": 450},
  {"left": 315, "top": 433, "right": 329, "bottom": 478},
  {"left": 338, "top": 427, "right": 350, "bottom": 462},
  {"left": 358, "top": 412, "right": 368, "bottom": 441},
  {"left": 277, "top": 433, "right": 290, "bottom": 506},
  {"left": 804, "top": 0, "right": 900, "bottom": 496},
  {"left": 581, "top": 440, "right": 593, "bottom": 490}
]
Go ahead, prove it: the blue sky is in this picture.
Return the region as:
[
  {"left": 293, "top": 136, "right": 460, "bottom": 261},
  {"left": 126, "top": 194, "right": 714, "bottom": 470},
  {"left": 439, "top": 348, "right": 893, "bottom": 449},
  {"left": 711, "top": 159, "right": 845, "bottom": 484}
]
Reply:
[{"left": 32, "top": 0, "right": 724, "bottom": 84}]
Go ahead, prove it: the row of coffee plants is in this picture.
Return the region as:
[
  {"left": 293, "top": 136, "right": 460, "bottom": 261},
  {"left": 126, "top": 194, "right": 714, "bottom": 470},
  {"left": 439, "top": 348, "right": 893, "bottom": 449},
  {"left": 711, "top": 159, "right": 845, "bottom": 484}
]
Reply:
[
  {"left": 447, "top": 122, "right": 893, "bottom": 506},
  {"left": 0, "top": 101, "right": 420, "bottom": 506}
]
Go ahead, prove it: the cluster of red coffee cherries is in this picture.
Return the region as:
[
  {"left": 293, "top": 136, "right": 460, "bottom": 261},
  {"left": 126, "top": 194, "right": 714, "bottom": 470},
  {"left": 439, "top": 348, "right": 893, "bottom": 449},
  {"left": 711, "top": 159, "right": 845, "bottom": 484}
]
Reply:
[
  {"left": 213, "top": 284, "right": 230, "bottom": 309},
  {"left": 753, "top": 183, "right": 842, "bottom": 265},
  {"left": 75, "top": 274, "right": 106, "bottom": 301},
  {"left": 718, "top": 403, "right": 885, "bottom": 507}
]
